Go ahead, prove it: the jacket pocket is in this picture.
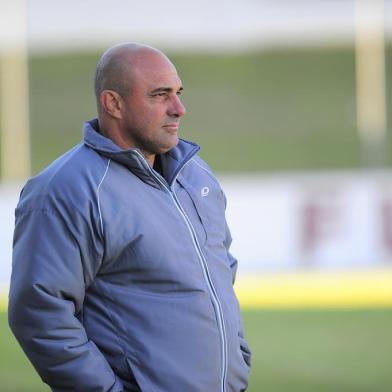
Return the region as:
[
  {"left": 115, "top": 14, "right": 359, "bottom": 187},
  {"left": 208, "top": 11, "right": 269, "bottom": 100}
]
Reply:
[
  {"left": 124, "top": 358, "right": 142, "bottom": 392},
  {"left": 240, "top": 345, "right": 252, "bottom": 369},
  {"left": 180, "top": 181, "right": 227, "bottom": 246},
  {"left": 239, "top": 335, "right": 252, "bottom": 369}
]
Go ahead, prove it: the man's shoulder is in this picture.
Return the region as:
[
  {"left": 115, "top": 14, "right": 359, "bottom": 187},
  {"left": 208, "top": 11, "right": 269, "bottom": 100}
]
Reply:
[{"left": 18, "top": 143, "right": 108, "bottom": 213}]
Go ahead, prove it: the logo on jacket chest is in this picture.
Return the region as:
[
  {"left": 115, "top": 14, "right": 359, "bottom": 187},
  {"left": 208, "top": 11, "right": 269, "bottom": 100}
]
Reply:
[{"left": 201, "top": 187, "right": 210, "bottom": 197}]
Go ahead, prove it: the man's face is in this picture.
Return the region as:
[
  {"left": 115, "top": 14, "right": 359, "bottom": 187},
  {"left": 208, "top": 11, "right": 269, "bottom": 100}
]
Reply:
[{"left": 118, "top": 53, "right": 186, "bottom": 158}]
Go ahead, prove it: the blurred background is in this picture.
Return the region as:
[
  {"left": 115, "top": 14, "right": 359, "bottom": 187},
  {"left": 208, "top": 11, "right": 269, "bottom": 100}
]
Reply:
[{"left": 1, "top": 0, "right": 392, "bottom": 390}]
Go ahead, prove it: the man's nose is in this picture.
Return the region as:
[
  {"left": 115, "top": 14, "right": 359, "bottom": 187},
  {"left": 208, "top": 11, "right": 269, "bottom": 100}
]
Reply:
[{"left": 168, "top": 95, "right": 186, "bottom": 118}]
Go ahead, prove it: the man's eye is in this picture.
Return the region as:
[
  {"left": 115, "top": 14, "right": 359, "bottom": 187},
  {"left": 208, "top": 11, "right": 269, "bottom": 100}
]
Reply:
[{"left": 176, "top": 90, "right": 182, "bottom": 96}]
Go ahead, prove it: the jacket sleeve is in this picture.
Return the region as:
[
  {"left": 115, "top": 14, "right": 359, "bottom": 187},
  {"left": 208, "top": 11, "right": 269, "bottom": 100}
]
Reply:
[
  {"left": 8, "top": 202, "right": 123, "bottom": 392},
  {"left": 223, "top": 199, "right": 252, "bottom": 369}
]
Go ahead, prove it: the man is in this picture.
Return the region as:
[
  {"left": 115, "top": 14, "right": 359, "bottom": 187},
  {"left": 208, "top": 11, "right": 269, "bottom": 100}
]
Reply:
[{"left": 8, "top": 43, "right": 251, "bottom": 392}]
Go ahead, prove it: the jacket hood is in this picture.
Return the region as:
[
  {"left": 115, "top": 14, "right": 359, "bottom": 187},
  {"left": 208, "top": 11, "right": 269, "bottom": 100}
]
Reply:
[{"left": 83, "top": 118, "right": 200, "bottom": 188}]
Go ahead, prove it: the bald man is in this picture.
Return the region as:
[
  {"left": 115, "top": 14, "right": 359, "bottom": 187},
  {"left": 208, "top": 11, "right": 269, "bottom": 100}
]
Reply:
[{"left": 9, "top": 43, "right": 251, "bottom": 392}]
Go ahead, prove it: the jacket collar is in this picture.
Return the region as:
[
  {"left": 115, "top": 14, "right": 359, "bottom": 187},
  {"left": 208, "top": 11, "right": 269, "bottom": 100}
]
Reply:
[{"left": 83, "top": 119, "right": 200, "bottom": 188}]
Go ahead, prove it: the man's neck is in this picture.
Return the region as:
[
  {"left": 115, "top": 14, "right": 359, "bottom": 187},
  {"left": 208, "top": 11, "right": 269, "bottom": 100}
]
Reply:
[
  {"left": 98, "top": 119, "right": 156, "bottom": 166},
  {"left": 153, "top": 155, "right": 162, "bottom": 174}
]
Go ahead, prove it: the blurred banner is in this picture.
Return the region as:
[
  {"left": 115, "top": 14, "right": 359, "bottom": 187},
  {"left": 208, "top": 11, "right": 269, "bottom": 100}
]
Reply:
[{"left": 223, "top": 172, "right": 392, "bottom": 271}]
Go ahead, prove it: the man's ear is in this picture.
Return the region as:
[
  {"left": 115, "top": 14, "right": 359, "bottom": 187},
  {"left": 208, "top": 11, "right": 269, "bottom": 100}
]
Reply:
[{"left": 100, "top": 90, "right": 123, "bottom": 119}]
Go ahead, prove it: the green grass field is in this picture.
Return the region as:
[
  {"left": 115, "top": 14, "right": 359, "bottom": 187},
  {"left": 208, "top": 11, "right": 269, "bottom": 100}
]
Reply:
[
  {"left": 1, "top": 309, "right": 391, "bottom": 391},
  {"left": 8, "top": 46, "right": 388, "bottom": 176}
]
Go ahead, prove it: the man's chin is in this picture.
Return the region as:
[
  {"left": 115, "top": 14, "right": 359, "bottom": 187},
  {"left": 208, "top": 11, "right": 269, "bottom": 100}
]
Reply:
[
  {"left": 166, "top": 135, "right": 179, "bottom": 150},
  {"left": 156, "top": 136, "right": 179, "bottom": 155}
]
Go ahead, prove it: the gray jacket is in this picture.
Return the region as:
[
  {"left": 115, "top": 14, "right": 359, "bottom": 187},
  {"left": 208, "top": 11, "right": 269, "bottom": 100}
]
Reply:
[{"left": 8, "top": 119, "right": 251, "bottom": 392}]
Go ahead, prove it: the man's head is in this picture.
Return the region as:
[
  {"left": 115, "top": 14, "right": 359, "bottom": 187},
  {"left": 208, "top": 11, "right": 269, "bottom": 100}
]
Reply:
[{"left": 94, "top": 43, "right": 186, "bottom": 164}]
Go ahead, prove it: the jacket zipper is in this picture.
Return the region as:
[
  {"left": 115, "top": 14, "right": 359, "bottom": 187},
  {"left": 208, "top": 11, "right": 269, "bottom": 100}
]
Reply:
[{"left": 132, "top": 150, "right": 228, "bottom": 392}]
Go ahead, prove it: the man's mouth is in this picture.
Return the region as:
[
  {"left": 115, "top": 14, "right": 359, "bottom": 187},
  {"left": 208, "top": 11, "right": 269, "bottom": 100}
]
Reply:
[{"left": 163, "top": 123, "right": 179, "bottom": 130}]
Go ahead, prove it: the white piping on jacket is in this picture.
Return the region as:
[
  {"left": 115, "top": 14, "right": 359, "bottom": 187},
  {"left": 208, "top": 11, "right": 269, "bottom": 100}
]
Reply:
[
  {"left": 97, "top": 159, "right": 111, "bottom": 237},
  {"left": 169, "top": 180, "right": 228, "bottom": 392}
]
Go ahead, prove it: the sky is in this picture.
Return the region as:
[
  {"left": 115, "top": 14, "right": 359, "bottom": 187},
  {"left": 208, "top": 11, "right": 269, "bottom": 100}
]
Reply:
[{"left": 1, "top": 0, "right": 392, "bottom": 53}]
